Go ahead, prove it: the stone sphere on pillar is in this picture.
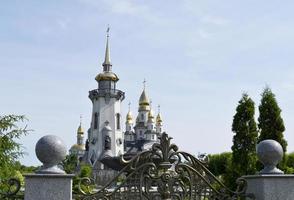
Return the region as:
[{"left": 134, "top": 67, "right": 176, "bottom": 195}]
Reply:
[
  {"left": 35, "top": 135, "right": 67, "bottom": 174},
  {"left": 257, "top": 139, "right": 284, "bottom": 174}
]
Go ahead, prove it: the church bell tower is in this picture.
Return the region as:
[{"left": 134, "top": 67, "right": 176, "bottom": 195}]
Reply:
[{"left": 87, "top": 28, "right": 125, "bottom": 169}]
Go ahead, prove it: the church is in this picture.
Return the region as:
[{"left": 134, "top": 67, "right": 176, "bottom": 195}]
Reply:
[{"left": 69, "top": 29, "right": 164, "bottom": 177}]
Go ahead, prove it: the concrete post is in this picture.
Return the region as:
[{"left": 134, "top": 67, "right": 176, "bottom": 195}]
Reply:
[
  {"left": 24, "top": 135, "right": 74, "bottom": 200},
  {"left": 24, "top": 174, "right": 74, "bottom": 200},
  {"left": 243, "top": 140, "right": 292, "bottom": 200},
  {"left": 244, "top": 175, "right": 294, "bottom": 200}
]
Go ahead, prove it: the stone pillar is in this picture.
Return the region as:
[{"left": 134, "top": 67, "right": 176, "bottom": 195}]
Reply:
[
  {"left": 24, "top": 174, "right": 74, "bottom": 200},
  {"left": 243, "top": 139, "right": 294, "bottom": 200},
  {"left": 24, "top": 135, "right": 74, "bottom": 200},
  {"left": 244, "top": 175, "right": 294, "bottom": 200}
]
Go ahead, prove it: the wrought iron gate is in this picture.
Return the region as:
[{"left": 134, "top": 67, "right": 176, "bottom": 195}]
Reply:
[
  {"left": 77, "top": 133, "right": 255, "bottom": 200},
  {"left": 0, "top": 178, "right": 22, "bottom": 199}
]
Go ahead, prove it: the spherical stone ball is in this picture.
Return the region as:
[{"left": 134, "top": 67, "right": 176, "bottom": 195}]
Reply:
[
  {"left": 35, "top": 135, "right": 67, "bottom": 165},
  {"left": 257, "top": 139, "right": 283, "bottom": 167}
]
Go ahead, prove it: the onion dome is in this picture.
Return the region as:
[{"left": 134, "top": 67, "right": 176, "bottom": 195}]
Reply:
[
  {"left": 139, "top": 89, "right": 150, "bottom": 111},
  {"left": 147, "top": 109, "right": 155, "bottom": 123},
  {"left": 156, "top": 113, "right": 163, "bottom": 124},
  {"left": 95, "top": 72, "right": 119, "bottom": 82},
  {"left": 77, "top": 121, "right": 84, "bottom": 134},
  {"left": 126, "top": 111, "right": 133, "bottom": 124},
  {"left": 70, "top": 144, "right": 85, "bottom": 151}
]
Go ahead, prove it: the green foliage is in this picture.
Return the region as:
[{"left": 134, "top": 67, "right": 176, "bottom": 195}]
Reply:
[
  {"left": 258, "top": 87, "right": 287, "bottom": 152},
  {"left": 282, "top": 153, "right": 294, "bottom": 174},
  {"left": 62, "top": 154, "right": 78, "bottom": 174},
  {"left": 222, "top": 161, "right": 241, "bottom": 191},
  {"left": 208, "top": 152, "right": 231, "bottom": 177},
  {"left": 61, "top": 154, "right": 93, "bottom": 193},
  {"left": 231, "top": 94, "right": 257, "bottom": 177},
  {"left": 0, "top": 115, "right": 30, "bottom": 179},
  {"left": 286, "top": 152, "right": 294, "bottom": 168},
  {"left": 72, "top": 163, "right": 93, "bottom": 194},
  {"left": 79, "top": 164, "right": 92, "bottom": 178}
]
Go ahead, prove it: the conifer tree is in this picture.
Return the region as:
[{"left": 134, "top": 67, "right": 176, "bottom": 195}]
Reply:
[
  {"left": 231, "top": 93, "right": 258, "bottom": 177},
  {"left": 258, "top": 87, "right": 287, "bottom": 152}
]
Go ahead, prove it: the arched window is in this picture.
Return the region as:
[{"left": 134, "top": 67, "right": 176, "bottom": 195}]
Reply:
[
  {"left": 94, "top": 112, "right": 98, "bottom": 129},
  {"left": 141, "top": 114, "right": 144, "bottom": 120},
  {"left": 116, "top": 113, "right": 121, "bottom": 130}
]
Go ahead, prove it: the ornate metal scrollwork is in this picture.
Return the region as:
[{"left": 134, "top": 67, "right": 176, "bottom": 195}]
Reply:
[
  {"left": 77, "top": 133, "right": 255, "bottom": 200},
  {"left": 0, "top": 178, "right": 22, "bottom": 199}
]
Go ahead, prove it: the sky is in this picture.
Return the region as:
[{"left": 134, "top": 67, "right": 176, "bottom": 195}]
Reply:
[{"left": 1, "top": 0, "right": 294, "bottom": 166}]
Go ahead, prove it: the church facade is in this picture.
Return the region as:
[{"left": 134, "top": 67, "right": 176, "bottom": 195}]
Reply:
[{"left": 70, "top": 30, "right": 164, "bottom": 178}]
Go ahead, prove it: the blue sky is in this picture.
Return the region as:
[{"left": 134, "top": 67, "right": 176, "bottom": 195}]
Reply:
[{"left": 1, "top": 0, "right": 294, "bottom": 166}]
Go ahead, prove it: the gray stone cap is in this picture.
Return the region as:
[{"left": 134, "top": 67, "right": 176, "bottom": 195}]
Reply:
[
  {"left": 24, "top": 173, "right": 75, "bottom": 178},
  {"left": 242, "top": 174, "right": 294, "bottom": 179}
]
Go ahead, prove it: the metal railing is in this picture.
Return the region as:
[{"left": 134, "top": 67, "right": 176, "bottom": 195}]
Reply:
[
  {"left": 76, "top": 133, "right": 255, "bottom": 200},
  {"left": 0, "top": 178, "right": 23, "bottom": 200}
]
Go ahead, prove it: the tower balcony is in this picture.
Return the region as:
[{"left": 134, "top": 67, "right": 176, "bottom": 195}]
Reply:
[{"left": 89, "top": 89, "right": 125, "bottom": 101}]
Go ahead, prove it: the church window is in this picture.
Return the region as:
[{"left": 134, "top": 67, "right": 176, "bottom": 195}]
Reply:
[
  {"left": 141, "top": 114, "right": 144, "bottom": 120},
  {"left": 94, "top": 112, "right": 99, "bottom": 129},
  {"left": 152, "top": 135, "right": 154, "bottom": 139},
  {"left": 116, "top": 113, "right": 121, "bottom": 130}
]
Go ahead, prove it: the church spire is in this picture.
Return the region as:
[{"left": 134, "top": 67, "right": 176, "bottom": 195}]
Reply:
[
  {"left": 103, "top": 26, "right": 112, "bottom": 72},
  {"left": 139, "top": 79, "right": 150, "bottom": 111},
  {"left": 77, "top": 115, "right": 84, "bottom": 134}
]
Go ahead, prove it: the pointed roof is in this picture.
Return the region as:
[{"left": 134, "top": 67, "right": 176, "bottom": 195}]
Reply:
[
  {"left": 139, "top": 89, "right": 149, "bottom": 106},
  {"left": 138, "top": 89, "right": 150, "bottom": 111},
  {"left": 156, "top": 105, "right": 163, "bottom": 124},
  {"left": 148, "top": 109, "right": 155, "bottom": 123},
  {"left": 77, "top": 125, "right": 84, "bottom": 134},
  {"left": 126, "top": 102, "right": 133, "bottom": 124},
  {"left": 102, "top": 27, "right": 112, "bottom": 68},
  {"left": 156, "top": 113, "right": 163, "bottom": 124},
  {"left": 77, "top": 116, "right": 84, "bottom": 134},
  {"left": 95, "top": 27, "right": 119, "bottom": 82},
  {"left": 126, "top": 111, "right": 133, "bottom": 124}
]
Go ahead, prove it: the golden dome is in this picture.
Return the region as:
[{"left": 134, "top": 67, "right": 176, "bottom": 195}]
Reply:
[
  {"left": 148, "top": 109, "right": 154, "bottom": 118},
  {"left": 139, "top": 89, "right": 150, "bottom": 111},
  {"left": 70, "top": 144, "right": 85, "bottom": 151},
  {"left": 95, "top": 72, "right": 119, "bottom": 82},
  {"left": 126, "top": 111, "right": 133, "bottom": 124},
  {"left": 156, "top": 113, "right": 163, "bottom": 124},
  {"left": 139, "top": 89, "right": 149, "bottom": 105},
  {"left": 77, "top": 124, "right": 84, "bottom": 134},
  {"left": 148, "top": 110, "right": 155, "bottom": 123}
]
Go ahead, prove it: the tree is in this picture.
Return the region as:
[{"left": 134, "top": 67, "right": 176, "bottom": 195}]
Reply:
[
  {"left": 284, "top": 153, "right": 294, "bottom": 174},
  {"left": 228, "top": 93, "right": 258, "bottom": 189},
  {"left": 0, "top": 115, "right": 30, "bottom": 179},
  {"left": 258, "top": 87, "right": 287, "bottom": 152},
  {"left": 208, "top": 152, "right": 231, "bottom": 177},
  {"left": 231, "top": 93, "right": 258, "bottom": 174}
]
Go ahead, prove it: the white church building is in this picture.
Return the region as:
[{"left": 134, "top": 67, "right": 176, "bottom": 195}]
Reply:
[{"left": 70, "top": 29, "right": 164, "bottom": 177}]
